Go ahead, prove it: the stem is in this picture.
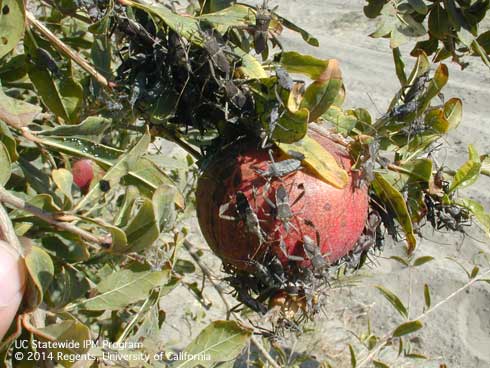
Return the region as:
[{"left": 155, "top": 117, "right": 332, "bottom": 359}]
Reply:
[
  {"left": 183, "top": 240, "right": 232, "bottom": 318},
  {"left": 151, "top": 125, "right": 202, "bottom": 160},
  {"left": 0, "top": 187, "right": 110, "bottom": 247},
  {"left": 25, "top": 11, "right": 111, "bottom": 89},
  {"left": 182, "top": 239, "right": 281, "bottom": 368},
  {"left": 357, "top": 268, "right": 490, "bottom": 367}
]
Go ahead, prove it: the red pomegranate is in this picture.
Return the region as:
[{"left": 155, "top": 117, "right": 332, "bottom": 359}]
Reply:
[
  {"left": 72, "top": 159, "right": 94, "bottom": 193},
  {"left": 196, "top": 129, "right": 369, "bottom": 271}
]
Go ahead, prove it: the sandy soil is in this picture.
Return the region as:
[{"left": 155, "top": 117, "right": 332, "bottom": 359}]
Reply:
[{"left": 159, "top": 2, "right": 490, "bottom": 367}]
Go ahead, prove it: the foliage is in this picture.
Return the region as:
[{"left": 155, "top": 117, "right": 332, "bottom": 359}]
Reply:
[{"left": 0, "top": 0, "right": 489, "bottom": 367}]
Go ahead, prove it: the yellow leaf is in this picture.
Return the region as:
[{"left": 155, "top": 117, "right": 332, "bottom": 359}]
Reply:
[{"left": 277, "top": 134, "right": 349, "bottom": 188}]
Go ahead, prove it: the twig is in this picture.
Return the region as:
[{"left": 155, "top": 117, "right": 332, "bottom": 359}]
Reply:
[
  {"left": 182, "top": 239, "right": 281, "bottom": 368},
  {"left": 357, "top": 268, "right": 490, "bottom": 367},
  {"left": 25, "top": 11, "right": 111, "bottom": 89},
  {"left": 250, "top": 335, "right": 281, "bottom": 368},
  {"left": 183, "top": 239, "right": 232, "bottom": 318},
  {"left": 0, "top": 186, "right": 110, "bottom": 247}
]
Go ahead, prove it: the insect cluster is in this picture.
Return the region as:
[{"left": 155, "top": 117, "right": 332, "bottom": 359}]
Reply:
[
  {"left": 103, "top": 0, "right": 290, "bottom": 147},
  {"left": 214, "top": 145, "right": 379, "bottom": 331}
]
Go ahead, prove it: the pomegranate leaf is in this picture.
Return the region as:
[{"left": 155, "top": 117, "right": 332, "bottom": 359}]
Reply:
[
  {"left": 39, "top": 116, "right": 112, "bottom": 137},
  {"left": 45, "top": 265, "right": 90, "bottom": 308},
  {"left": 444, "top": 98, "right": 463, "bottom": 131},
  {"left": 300, "top": 60, "right": 343, "bottom": 122},
  {"left": 393, "top": 320, "right": 423, "bottom": 337},
  {"left": 375, "top": 285, "right": 408, "bottom": 319},
  {"left": 0, "top": 142, "right": 11, "bottom": 186},
  {"left": 67, "top": 266, "right": 170, "bottom": 311},
  {"left": 114, "top": 186, "right": 140, "bottom": 228},
  {"left": 272, "top": 108, "right": 309, "bottom": 143},
  {"left": 424, "top": 283, "right": 431, "bottom": 309},
  {"left": 277, "top": 134, "right": 349, "bottom": 188},
  {"left": 0, "top": 0, "right": 25, "bottom": 59},
  {"left": 123, "top": 198, "right": 160, "bottom": 253},
  {"left": 456, "top": 198, "right": 490, "bottom": 238},
  {"left": 24, "top": 245, "right": 54, "bottom": 312},
  {"left": 392, "top": 47, "right": 408, "bottom": 86},
  {"left": 372, "top": 173, "right": 416, "bottom": 254},
  {"left": 40, "top": 235, "right": 89, "bottom": 263},
  {"left": 177, "top": 320, "right": 252, "bottom": 368},
  {"left": 0, "top": 121, "right": 18, "bottom": 161},
  {"left": 34, "top": 320, "right": 90, "bottom": 359},
  {"left": 0, "top": 89, "right": 41, "bottom": 129},
  {"left": 51, "top": 168, "right": 73, "bottom": 209},
  {"left": 272, "top": 14, "right": 319, "bottom": 47},
  {"left": 24, "top": 34, "right": 83, "bottom": 124},
  {"left": 448, "top": 145, "right": 481, "bottom": 193}
]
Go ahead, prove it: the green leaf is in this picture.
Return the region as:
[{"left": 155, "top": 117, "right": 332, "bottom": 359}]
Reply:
[
  {"left": 74, "top": 131, "right": 151, "bottom": 210},
  {"left": 423, "top": 283, "right": 431, "bottom": 308},
  {"left": 272, "top": 108, "right": 309, "bottom": 143},
  {"left": 46, "top": 265, "right": 90, "bottom": 308},
  {"left": 273, "top": 14, "right": 319, "bottom": 47},
  {"left": 444, "top": 98, "right": 463, "bottom": 130},
  {"left": 428, "top": 2, "right": 451, "bottom": 40},
  {"left": 390, "top": 256, "right": 410, "bottom": 267},
  {"left": 175, "top": 321, "right": 252, "bottom": 368},
  {"left": 52, "top": 168, "right": 73, "bottom": 208},
  {"left": 448, "top": 145, "right": 481, "bottom": 193},
  {"left": 0, "top": 88, "right": 41, "bottom": 128},
  {"left": 471, "top": 39, "right": 490, "bottom": 69},
  {"left": 372, "top": 173, "right": 416, "bottom": 253},
  {"left": 408, "top": 0, "right": 428, "bottom": 14},
  {"left": 0, "top": 141, "right": 11, "bottom": 186},
  {"left": 456, "top": 198, "right": 490, "bottom": 237},
  {"left": 198, "top": 4, "right": 250, "bottom": 33},
  {"left": 70, "top": 266, "right": 170, "bottom": 311},
  {"left": 39, "top": 116, "right": 112, "bottom": 137},
  {"left": 470, "top": 266, "right": 479, "bottom": 279},
  {"left": 0, "top": 0, "right": 25, "bottom": 59},
  {"left": 364, "top": 0, "right": 385, "bottom": 18},
  {"left": 373, "top": 360, "right": 390, "bottom": 368},
  {"left": 392, "top": 320, "right": 423, "bottom": 337},
  {"left": 370, "top": 11, "right": 397, "bottom": 38},
  {"left": 278, "top": 52, "right": 331, "bottom": 81},
  {"left": 277, "top": 133, "right": 349, "bottom": 188},
  {"left": 122, "top": 198, "right": 160, "bottom": 253},
  {"left": 24, "top": 245, "right": 54, "bottom": 311},
  {"left": 349, "top": 344, "right": 357, "bottom": 368},
  {"left": 153, "top": 184, "right": 178, "bottom": 232},
  {"left": 413, "top": 256, "right": 434, "bottom": 267},
  {"left": 35, "top": 320, "right": 90, "bottom": 367},
  {"left": 26, "top": 59, "right": 83, "bottom": 123},
  {"left": 120, "top": 0, "right": 200, "bottom": 42},
  {"left": 41, "top": 235, "right": 89, "bottom": 263},
  {"left": 392, "top": 47, "right": 407, "bottom": 86},
  {"left": 114, "top": 185, "right": 139, "bottom": 228},
  {"left": 375, "top": 285, "right": 408, "bottom": 319},
  {"left": 0, "top": 120, "right": 18, "bottom": 161},
  {"left": 300, "top": 60, "right": 343, "bottom": 122}
]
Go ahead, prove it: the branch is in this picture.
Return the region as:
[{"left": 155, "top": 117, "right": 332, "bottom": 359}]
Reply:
[
  {"left": 0, "top": 186, "right": 110, "bottom": 247},
  {"left": 25, "top": 11, "right": 111, "bottom": 89}
]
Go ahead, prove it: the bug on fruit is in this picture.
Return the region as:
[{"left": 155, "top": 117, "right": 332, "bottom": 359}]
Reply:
[
  {"left": 255, "top": 150, "right": 302, "bottom": 180},
  {"left": 302, "top": 235, "right": 328, "bottom": 274}
]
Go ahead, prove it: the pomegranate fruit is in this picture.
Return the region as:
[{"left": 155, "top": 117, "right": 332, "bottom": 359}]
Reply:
[
  {"left": 0, "top": 240, "right": 26, "bottom": 341},
  {"left": 72, "top": 159, "right": 94, "bottom": 193},
  {"left": 196, "top": 129, "right": 369, "bottom": 272}
]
